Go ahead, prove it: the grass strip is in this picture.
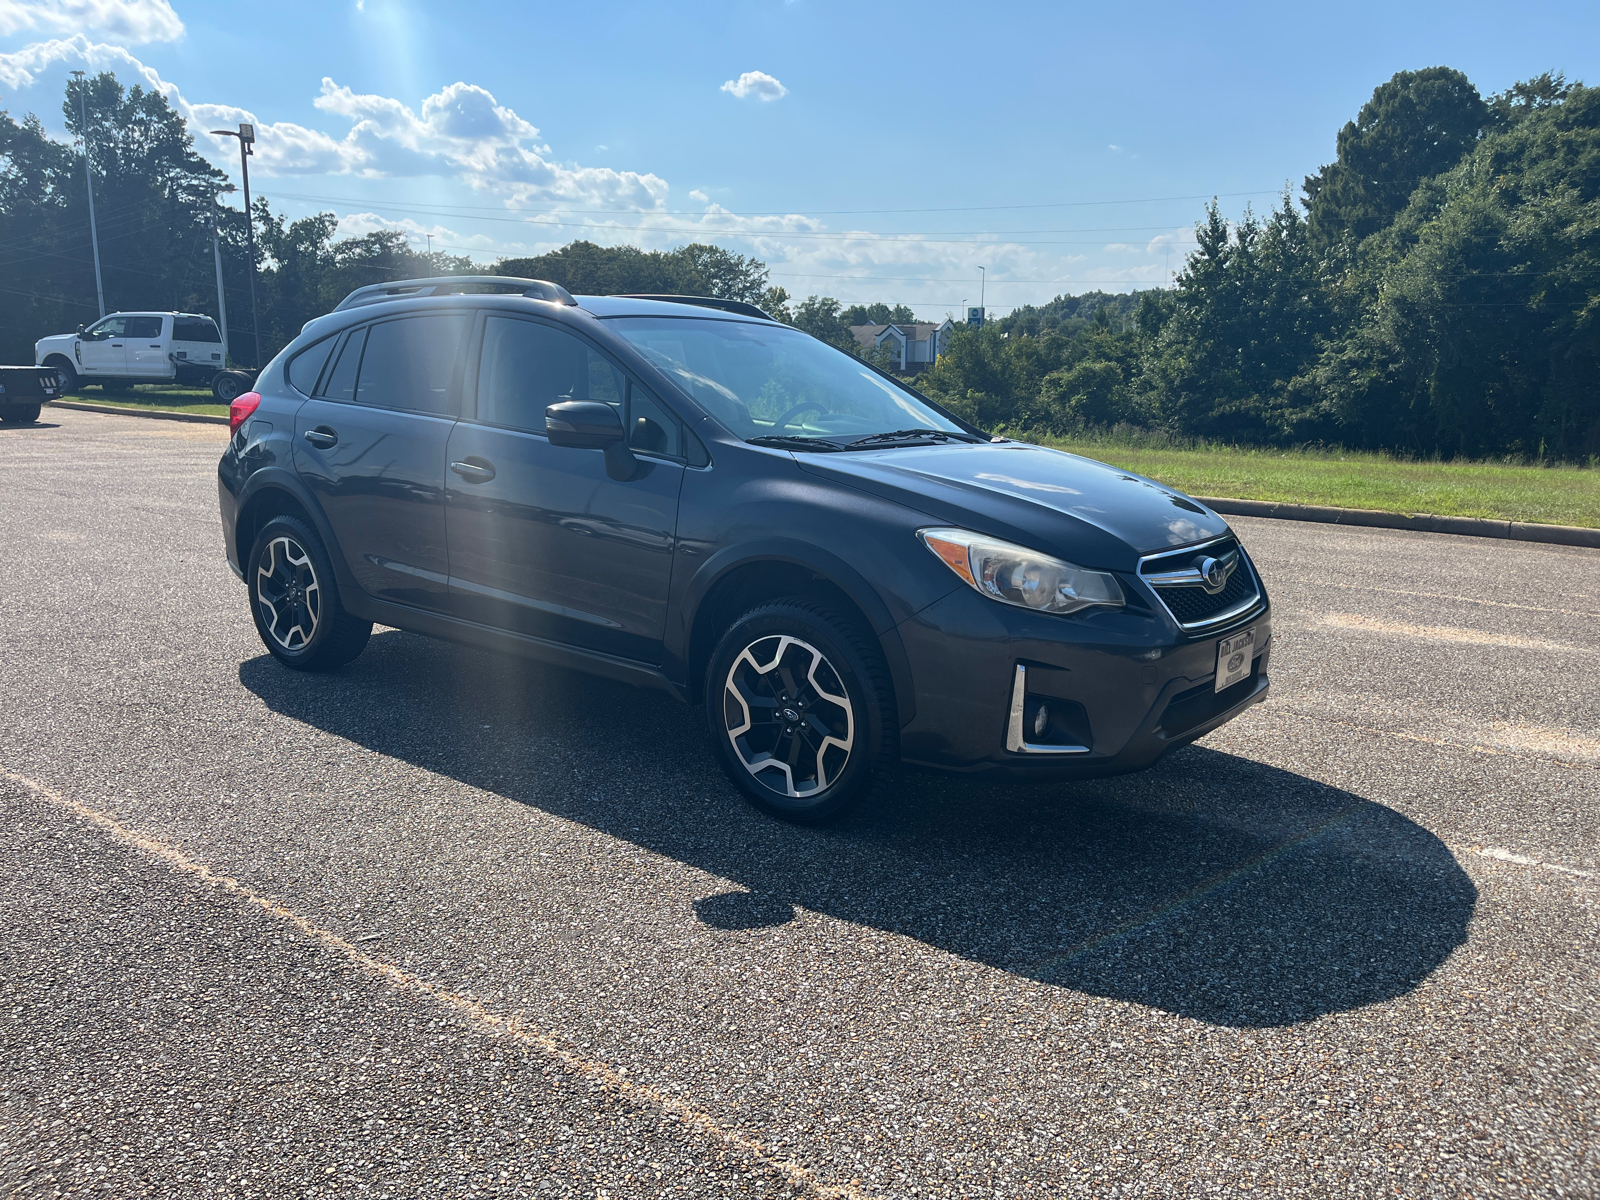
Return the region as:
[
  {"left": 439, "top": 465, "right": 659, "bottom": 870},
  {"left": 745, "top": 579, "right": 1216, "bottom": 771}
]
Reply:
[
  {"left": 1038, "top": 438, "right": 1600, "bottom": 530},
  {"left": 59, "top": 386, "right": 229, "bottom": 418}
]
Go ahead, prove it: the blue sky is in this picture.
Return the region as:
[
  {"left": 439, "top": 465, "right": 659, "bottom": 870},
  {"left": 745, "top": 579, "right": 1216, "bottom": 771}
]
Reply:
[{"left": 2, "top": 0, "right": 1596, "bottom": 318}]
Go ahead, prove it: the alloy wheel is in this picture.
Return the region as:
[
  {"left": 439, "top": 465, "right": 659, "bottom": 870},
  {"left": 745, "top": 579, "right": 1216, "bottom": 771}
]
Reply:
[
  {"left": 722, "top": 635, "right": 854, "bottom": 798},
  {"left": 256, "top": 535, "right": 320, "bottom": 650}
]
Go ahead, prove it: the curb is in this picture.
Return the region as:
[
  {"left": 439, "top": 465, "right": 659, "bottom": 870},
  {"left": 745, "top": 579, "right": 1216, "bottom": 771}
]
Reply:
[
  {"left": 51, "top": 399, "right": 229, "bottom": 426},
  {"left": 1198, "top": 495, "right": 1600, "bottom": 550}
]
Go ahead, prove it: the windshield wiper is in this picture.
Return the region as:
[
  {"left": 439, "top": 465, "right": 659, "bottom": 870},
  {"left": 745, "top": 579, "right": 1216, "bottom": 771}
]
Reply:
[
  {"left": 842, "top": 428, "right": 970, "bottom": 449},
  {"left": 747, "top": 434, "right": 848, "bottom": 452}
]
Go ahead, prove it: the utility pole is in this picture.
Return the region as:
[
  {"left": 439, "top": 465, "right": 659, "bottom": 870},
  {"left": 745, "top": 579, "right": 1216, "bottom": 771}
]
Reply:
[
  {"left": 71, "top": 71, "right": 106, "bottom": 318},
  {"left": 211, "top": 185, "right": 235, "bottom": 361},
  {"left": 978, "top": 266, "right": 985, "bottom": 322},
  {"left": 211, "top": 123, "right": 261, "bottom": 367}
]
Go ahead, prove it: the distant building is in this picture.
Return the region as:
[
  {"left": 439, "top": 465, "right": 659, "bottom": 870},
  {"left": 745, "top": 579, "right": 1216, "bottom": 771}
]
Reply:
[{"left": 849, "top": 319, "right": 955, "bottom": 374}]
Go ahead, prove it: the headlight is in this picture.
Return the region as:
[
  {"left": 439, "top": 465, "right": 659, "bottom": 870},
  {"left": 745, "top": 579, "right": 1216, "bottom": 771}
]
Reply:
[{"left": 919, "top": 527, "right": 1123, "bottom": 615}]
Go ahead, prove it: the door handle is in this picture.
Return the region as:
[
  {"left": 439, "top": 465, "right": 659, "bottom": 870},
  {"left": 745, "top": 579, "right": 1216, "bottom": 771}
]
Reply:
[
  {"left": 303, "top": 426, "right": 338, "bottom": 449},
  {"left": 450, "top": 457, "right": 496, "bottom": 483},
  {"left": 111, "top": 343, "right": 123, "bottom": 348}
]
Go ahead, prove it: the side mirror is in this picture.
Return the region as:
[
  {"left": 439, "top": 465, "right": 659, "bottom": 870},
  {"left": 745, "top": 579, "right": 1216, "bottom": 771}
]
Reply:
[
  {"left": 545, "top": 400, "right": 638, "bottom": 481},
  {"left": 545, "top": 400, "right": 623, "bottom": 447},
  {"left": 76, "top": 324, "right": 85, "bottom": 335}
]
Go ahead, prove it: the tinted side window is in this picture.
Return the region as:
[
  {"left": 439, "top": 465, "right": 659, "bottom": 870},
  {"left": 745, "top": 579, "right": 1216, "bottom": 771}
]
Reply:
[
  {"left": 125, "top": 316, "right": 164, "bottom": 339},
  {"left": 319, "top": 328, "right": 364, "bottom": 403},
  {"left": 88, "top": 317, "right": 127, "bottom": 339},
  {"left": 354, "top": 315, "right": 470, "bottom": 416},
  {"left": 173, "top": 318, "right": 221, "bottom": 342},
  {"left": 626, "top": 382, "right": 681, "bottom": 457},
  {"left": 477, "top": 317, "right": 625, "bottom": 433},
  {"left": 288, "top": 336, "right": 337, "bottom": 396}
]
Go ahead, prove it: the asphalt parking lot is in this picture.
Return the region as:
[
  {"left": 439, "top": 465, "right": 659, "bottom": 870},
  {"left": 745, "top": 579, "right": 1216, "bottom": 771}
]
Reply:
[{"left": 2, "top": 406, "right": 1596, "bottom": 1198}]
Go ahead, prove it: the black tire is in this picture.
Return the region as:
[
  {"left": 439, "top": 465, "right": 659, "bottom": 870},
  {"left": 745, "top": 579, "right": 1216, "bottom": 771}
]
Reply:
[
  {"left": 0, "top": 404, "right": 41, "bottom": 424},
  {"left": 45, "top": 359, "right": 78, "bottom": 394},
  {"left": 246, "top": 515, "right": 371, "bottom": 670},
  {"left": 705, "top": 598, "right": 897, "bottom": 823},
  {"left": 213, "top": 371, "right": 248, "bottom": 403}
]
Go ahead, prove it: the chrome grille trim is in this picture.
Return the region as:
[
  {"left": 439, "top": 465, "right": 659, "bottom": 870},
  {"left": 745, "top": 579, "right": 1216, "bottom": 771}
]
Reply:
[{"left": 1137, "top": 535, "right": 1266, "bottom": 632}]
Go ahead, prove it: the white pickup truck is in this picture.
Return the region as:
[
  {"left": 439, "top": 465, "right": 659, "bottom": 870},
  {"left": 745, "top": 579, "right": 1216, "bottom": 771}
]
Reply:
[{"left": 35, "top": 311, "right": 254, "bottom": 401}]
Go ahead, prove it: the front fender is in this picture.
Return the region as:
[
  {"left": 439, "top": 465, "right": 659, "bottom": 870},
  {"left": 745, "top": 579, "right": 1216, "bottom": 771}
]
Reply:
[{"left": 673, "top": 536, "right": 933, "bottom": 727}]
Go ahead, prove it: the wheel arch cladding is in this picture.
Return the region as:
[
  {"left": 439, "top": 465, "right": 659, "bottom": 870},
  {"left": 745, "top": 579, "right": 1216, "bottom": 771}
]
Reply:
[
  {"left": 684, "top": 548, "right": 916, "bottom": 725},
  {"left": 235, "top": 476, "right": 355, "bottom": 595}
]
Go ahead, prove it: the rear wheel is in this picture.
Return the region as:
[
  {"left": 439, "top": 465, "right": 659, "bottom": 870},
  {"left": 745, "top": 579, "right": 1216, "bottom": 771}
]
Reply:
[
  {"left": 247, "top": 515, "right": 371, "bottom": 670},
  {"left": 213, "top": 371, "right": 249, "bottom": 402},
  {"left": 0, "top": 404, "right": 41, "bottom": 424},
  {"left": 706, "top": 599, "right": 896, "bottom": 823}
]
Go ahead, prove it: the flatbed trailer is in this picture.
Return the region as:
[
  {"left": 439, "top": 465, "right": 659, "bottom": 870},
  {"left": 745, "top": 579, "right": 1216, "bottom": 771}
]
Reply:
[{"left": 0, "top": 365, "right": 62, "bottom": 424}]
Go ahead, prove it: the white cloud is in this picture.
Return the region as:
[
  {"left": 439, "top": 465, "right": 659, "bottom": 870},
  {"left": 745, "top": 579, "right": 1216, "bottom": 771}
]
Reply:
[
  {"left": 0, "top": 0, "right": 181, "bottom": 43},
  {"left": 0, "top": 37, "right": 1148, "bottom": 316},
  {"left": 720, "top": 70, "right": 787, "bottom": 102}
]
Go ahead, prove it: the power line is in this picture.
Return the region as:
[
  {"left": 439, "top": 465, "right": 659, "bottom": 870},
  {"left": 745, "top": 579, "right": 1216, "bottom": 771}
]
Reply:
[{"left": 264, "top": 187, "right": 1284, "bottom": 220}]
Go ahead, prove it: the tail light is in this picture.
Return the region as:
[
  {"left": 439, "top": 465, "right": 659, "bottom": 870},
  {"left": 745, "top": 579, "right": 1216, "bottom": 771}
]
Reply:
[{"left": 229, "top": 391, "right": 262, "bottom": 434}]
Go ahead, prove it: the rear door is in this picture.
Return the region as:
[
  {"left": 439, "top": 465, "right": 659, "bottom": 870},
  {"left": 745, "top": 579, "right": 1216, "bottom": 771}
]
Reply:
[
  {"left": 445, "top": 313, "right": 686, "bottom": 663},
  {"left": 292, "top": 312, "right": 471, "bottom": 611},
  {"left": 125, "top": 315, "right": 169, "bottom": 378}
]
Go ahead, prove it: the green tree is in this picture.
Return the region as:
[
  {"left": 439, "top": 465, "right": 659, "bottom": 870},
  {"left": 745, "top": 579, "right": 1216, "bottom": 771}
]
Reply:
[
  {"left": 1304, "top": 68, "right": 1488, "bottom": 248},
  {"left": 1141, "top": 193, "right": 1331, "bottom": 441}
]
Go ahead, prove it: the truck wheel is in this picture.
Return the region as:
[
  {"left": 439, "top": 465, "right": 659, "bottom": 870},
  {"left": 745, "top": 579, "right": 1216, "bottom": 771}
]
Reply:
[
  {"left": 705, "top": 598, "right": 897, "bottom": 823},
  {"left": 213, "top": 372, "right": 249, "bottom": 403},
  {"left": 247, "top": 515, "right": 372, "bottom": 671},
  {"left": 0, "top": 404, "right": 42, "bottom": 424},
  {"left": 45, "top": 359, "right": 78, "bottom": 394}
]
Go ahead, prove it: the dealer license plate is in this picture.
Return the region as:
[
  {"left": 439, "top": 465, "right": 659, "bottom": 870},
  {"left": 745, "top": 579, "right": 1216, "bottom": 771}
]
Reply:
[{"left": 1215, "top": 627, "right": 1256, "bottom": 692}]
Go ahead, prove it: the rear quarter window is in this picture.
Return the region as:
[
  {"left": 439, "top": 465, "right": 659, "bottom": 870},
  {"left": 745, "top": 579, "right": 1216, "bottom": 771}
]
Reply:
[
  {"left": 287, "top": 336, "right": 337, "bottom": 396},
  {"left": 173, "top": 318, "right": 221, "bottom": 342}
]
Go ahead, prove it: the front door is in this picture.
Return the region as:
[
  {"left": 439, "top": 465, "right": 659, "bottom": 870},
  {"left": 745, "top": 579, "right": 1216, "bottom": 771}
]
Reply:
[
  {"left": 76, "top": 316, "right": 128, "bottom": 377},
  {"left": 125, "top": 315, "right": 169, "bottom": 378},
  {"left": 291, "top": 313, "right": 471, "bottom": 611},
  {"left": 445, "top": 314, "right": 685, "bottom": 663}
]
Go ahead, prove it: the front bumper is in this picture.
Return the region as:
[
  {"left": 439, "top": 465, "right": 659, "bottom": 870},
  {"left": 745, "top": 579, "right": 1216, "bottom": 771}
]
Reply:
[{"left": 894, "top": 583, "right": 1270, "bottom": 779}]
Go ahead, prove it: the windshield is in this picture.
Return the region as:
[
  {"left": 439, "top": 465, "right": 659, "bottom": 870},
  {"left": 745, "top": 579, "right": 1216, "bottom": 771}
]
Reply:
[{"left": 606, "top": 317, "right": 969, "bottom": 444}]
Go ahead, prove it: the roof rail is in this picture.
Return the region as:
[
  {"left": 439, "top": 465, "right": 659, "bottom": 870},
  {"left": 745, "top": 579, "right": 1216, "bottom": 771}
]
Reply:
[
  {"left": 333, "top": 276, "right": 577, "bottom": 312},
  {"left": 614, "top": 294, "right": 774, "bottom": 321}
]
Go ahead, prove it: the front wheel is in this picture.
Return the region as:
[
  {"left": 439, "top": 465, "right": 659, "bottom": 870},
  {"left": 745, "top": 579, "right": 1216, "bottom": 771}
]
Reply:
[
  {"left": 246, "top": 515, "right": 372, "bottom": 670},
  {"left": 706, "top": 599, "right": 897, "bottom": 823},
  {"left": 47, "top": 360, "right": 78, "bottom": 394}
]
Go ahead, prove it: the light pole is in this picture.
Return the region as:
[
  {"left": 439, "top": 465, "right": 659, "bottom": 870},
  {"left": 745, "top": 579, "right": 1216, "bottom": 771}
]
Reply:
[
  {"left": 978, "top": 266, "right": 985, "bottom": 322},
  {"left": 70, "top": 71, "right": 106, "bottom": 318},
  {"left": 211, "top": 184, "right": 236, "bottom": 361},
  {"left": 210, "top": 123, "right": 261, "bottom": 368}
]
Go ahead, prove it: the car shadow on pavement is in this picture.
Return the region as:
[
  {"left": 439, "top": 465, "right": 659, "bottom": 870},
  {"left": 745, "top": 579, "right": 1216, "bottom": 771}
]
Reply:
[{"left": 240, "top": 630, "right": 1477, "bottom": 1029}]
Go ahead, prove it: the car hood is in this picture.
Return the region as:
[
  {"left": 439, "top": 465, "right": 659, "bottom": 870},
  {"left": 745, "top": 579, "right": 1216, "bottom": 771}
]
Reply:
[{"left": 795, "top": 440, "right": 1229, "bottom": 566}]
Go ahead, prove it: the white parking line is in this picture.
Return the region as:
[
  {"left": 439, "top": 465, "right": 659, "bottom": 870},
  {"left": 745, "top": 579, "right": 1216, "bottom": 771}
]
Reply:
[
  {"left": 1318, "top": 612, "right": 1592, "bottom": 653},
  {"left": 1472, "top": 847, "right": 1597, "bottom": 881},
  {"left": 1, "top": 768, "right": 875, "bottom": 1200}
]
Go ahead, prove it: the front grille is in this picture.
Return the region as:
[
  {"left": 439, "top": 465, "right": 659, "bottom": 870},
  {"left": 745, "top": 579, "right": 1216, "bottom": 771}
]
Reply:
[
  {"left": 1139, "top": 536, "right": 1264, "bottom": 630},
  {"left": 1155, "top": 563, "right": 1259, "bottom": 624}
]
